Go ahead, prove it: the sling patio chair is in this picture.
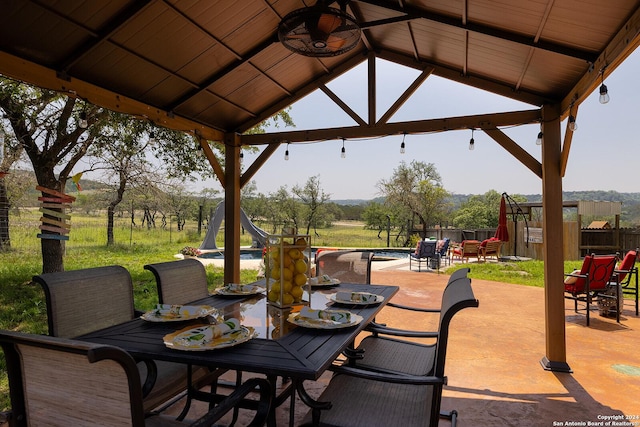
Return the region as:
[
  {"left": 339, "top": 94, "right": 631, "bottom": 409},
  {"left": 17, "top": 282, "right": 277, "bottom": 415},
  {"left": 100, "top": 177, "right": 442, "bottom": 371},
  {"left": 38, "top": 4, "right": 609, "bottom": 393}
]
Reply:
[
  {"left": 302, "top": 275, "right": 479, "bottom": 427},
  {"left": 0, "top": 329, "right": 272, "bottom": 427},
  {"left": 144, "top": 258, "right": 210, "bottom": 305},
  {"left": 564, "top": 253, "right": 619, "bottom": 326},
  {"left": 33, "top": 265, "right": 207, "bottom": 415},
  {"left": 409, "top": 239, "right": 437, "bottom": 272},
  {"left": 615, "top": 248, "right": 639, "bottom": 315},
  {"left": 315, "top": 250, "right": 374, "bottom": 284}
]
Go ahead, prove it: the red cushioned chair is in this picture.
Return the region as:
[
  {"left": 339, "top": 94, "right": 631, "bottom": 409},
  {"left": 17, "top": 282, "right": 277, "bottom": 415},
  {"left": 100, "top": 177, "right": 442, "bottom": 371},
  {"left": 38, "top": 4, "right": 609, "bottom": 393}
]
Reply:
[
  {"left": 615, "top": 249, "right": 639, "bottom": 315},
  {"left": 564, "top": 254, "right": 619, "bottom": 326}
]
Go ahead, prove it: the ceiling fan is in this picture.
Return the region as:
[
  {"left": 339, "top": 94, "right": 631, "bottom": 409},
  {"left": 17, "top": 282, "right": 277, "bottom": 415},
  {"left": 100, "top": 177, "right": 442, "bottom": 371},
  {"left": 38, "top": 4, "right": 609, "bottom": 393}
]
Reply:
[{"left": 278, "top": 0, "right": 362, "bottom": 57}]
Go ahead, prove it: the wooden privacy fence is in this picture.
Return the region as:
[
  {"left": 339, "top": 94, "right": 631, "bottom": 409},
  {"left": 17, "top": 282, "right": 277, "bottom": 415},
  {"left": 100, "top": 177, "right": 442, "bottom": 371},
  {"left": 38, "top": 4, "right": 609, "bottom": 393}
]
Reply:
[{"left": 421, "top": 222, "right": 640, "bottom": 261}]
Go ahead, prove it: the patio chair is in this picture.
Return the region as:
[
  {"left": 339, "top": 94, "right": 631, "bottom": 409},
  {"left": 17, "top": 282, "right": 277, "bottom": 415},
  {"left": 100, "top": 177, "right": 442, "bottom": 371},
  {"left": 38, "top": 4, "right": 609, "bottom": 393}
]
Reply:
[
  {"left": 144, "top": 258, "right": 210, "bottom": 305},
  {"left": 0, "top": 329, "right": 272, "bottom": 427},
  {"left": 451, "top": 240, "right": 481, "bottom": 263},
  {"left": 479, "top": 238, "right": 502, "bottom": 262},
  {"left": 32, "top": 266, "right": 203, "bottom": 413},
  {"left": 409, "top": 239, "right": 437, "bottom": 272},
  {"left": 615, "top": 248, "right": 639, "bottom": 315},
  {"left": 315, "top": 250, "right": 373, "bottom": 284},
  {"left": 302, "top": 275, "right": 478, "bottom": 426},
  {"left": 564, "top": 254, "right": 619, "bottom": 325},
  {"left": 436, "top": 238, "right": 451, "bottom": 268}
]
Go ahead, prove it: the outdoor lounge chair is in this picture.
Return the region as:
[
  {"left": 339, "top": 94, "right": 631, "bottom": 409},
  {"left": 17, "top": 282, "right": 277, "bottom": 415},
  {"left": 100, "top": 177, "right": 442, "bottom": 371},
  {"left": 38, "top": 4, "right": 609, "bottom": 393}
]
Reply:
[
  {"left": 302, "top": 275, "right": 478, "bottom": 427},
  {"left": 409, "top": 239, "right": 437, "bottom": 272},
  {"left": 452, "top": 240, "right": 481, "bottom": 263},
  {"left": 144, "top": 258, "right": 210, "bottom": 305},
  {"left": 315, "top": 250, "right": 373, "bottom": 284},
  {"left": 615, "top": 248, "right": 639, "bottom": 315},
  {"left": 479, "top": 238, "right": 502, "bottom": 262},
  {"left": 32, "top": 266, "right": 202, "bottom": 414},
  {"left": 0, "top": 329, "right": 272, "bottom": 427},
  {"left": 564, "top": 254, "right": 619, "bottom": 325}
]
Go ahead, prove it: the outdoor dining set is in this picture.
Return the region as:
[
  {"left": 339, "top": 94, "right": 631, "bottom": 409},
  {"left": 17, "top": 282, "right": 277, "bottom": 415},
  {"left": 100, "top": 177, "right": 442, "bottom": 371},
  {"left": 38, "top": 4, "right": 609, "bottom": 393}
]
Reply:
[{"left": 0, "top": 253, "right": 479, "bottom": 427}]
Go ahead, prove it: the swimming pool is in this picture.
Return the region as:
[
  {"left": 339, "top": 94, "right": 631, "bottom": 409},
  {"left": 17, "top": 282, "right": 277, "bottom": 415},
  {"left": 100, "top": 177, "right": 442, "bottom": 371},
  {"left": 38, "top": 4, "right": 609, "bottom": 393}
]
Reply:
[{"left": 198, "top": 248, "right": 411, "bottom": 261}]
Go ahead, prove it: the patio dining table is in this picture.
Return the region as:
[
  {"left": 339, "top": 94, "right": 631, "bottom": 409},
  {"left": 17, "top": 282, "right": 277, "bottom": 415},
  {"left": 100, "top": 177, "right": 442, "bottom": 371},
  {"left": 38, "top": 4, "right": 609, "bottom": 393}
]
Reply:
[{"left": 77, "top": 282, "right": 398, "bottom": 426}]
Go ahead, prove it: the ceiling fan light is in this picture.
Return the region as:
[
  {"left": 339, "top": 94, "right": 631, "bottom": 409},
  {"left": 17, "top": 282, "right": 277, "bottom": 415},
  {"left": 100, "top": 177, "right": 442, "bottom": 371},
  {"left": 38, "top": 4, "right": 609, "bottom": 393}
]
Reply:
[{"left": 278, "top": 6, "right": 361, "bottom": 57}]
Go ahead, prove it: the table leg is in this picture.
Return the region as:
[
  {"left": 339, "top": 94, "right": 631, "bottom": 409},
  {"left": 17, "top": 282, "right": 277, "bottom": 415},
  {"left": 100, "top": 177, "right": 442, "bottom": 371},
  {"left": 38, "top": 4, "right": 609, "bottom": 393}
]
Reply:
[{"left": 295, "top": 379, "right": 332, "bottom": 426}]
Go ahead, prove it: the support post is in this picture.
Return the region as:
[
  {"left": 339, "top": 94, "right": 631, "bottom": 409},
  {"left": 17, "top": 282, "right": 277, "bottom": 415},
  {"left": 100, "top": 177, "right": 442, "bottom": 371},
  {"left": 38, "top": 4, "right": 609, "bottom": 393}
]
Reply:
[
  {"left": 539, "top": 104, "right": 572, "bottom": 373},
  {"left": 224, "top": 133, "right": 242, "bottom": 285}
]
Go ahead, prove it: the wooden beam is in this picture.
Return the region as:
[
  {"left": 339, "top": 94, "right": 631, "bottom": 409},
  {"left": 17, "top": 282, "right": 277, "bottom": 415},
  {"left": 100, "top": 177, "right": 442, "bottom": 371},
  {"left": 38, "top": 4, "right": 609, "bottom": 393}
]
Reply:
[
  {"left": 561, "top": 6, "right": 640, "bottom": 115},
  {"left": 539, "top": 103, "right": 571, "bottom": 373},
  {"left": 0, "top": 51, "right": 225, "bottom": 142},
  {"left": 560, "top": 105, "right": 578, "bottom": 177},
  {"left": 319, "top": 85, "right": 366, "bottom": 126},
  {"left": 377, "top": 67, "right": 434, "bottom": 125},
  {"left": 241, "top": 143, "right": 280, "bottom": 188},
  {"left": 223, "top": 133, "right": 242, "bottom": 285},
  {"left": 368, "top": 52, "right": 376, "bottom": 126},
  {"left": 243, "top": 109, "right": 542, "bottom": 145},
  {"left": 482, "top": 127, "right": 542, "bottom": 178},
  {"left": 198, "top": 136, "right": 225, "bottom": 188}
]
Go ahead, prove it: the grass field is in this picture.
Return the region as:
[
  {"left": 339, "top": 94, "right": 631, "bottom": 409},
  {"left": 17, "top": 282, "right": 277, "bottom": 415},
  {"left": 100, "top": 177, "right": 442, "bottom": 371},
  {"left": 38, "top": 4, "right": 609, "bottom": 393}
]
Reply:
[{"left": 0, "top": 211, "right": 583, "bottom": 411}]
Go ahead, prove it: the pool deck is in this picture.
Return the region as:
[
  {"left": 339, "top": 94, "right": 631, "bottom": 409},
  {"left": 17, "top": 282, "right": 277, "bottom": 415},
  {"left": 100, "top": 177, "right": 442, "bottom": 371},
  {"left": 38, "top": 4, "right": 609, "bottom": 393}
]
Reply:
[{"left": 166, "top": 256, "right": 640, "bottom": 426}]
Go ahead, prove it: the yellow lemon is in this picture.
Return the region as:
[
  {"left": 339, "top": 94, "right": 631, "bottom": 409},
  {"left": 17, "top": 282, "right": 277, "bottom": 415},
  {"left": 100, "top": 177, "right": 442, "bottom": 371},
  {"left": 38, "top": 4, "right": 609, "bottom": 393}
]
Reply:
[
  {"left": 295, "top": 237, "right": 307, "bottom": 246},
  {"left": 282, "top": 280, "right": 293, "bottom": 293},
  {"left": 289, "top": 248, "right": 302, "bottom": 260},
  {"left": 270, "top": 266, "right": 281, "bottom": 280},
  {"left": 282, "top": 253, "right": 292, "bottom": 268},
  {"left": 267, "top": 290, "right": 279, "bottom": 302},
  {"left": 294, "top": 259, "right": 307, "bottom": 274},
  {"left": 282, "top": 293, "right": 294, "bottom": 306},
  {"left": 282, "top": 268, "right": 293, "bottom": 281},
  {"left": 291, "top": 285, "right": 304, "bottom": 300},
  {"left": 270, "top": 248, "right": 280, "bottom": 261},
  {"left": 294, "top": 273, "right": 307, "bottom": 286},
  {"left": 271, "top": 281, "right": 281, "bottom": 292}
]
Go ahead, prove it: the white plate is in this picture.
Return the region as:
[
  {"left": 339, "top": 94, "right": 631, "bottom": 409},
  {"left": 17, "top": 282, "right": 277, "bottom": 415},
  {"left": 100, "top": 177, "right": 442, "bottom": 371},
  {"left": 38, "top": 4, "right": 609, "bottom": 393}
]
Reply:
[
  {"left": 214, "top": 284, "right": 264, "bottom": 296},
  {"left": 310, "top": 278, "right": 341, "bottom": 287},
  {"left": 141, "top": 305, "right": 217, "bottom": 322},
  {"left": 164, "top": 325, "right": 256, "bottom": 351},
  {"left": 330, "top": 294, "right": 384, "bottom": 306},
  {"left": 287, "top": 312, "right": 362, "bottom": 329}
]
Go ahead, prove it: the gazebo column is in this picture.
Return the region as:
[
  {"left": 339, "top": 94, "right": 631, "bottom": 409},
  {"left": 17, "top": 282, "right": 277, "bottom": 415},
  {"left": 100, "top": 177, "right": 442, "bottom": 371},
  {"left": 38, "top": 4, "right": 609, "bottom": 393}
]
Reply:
[
  {"left": 223, "top": 133, "right": 241, "bottom": 285},
  {"left": 540, "top": 103, "right": 572, "bottom": 373}
]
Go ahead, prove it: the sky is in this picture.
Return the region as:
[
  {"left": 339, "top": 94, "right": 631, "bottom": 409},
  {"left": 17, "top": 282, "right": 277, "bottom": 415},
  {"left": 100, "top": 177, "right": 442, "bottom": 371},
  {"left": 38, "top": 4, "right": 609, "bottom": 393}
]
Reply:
[{"left": 199, "top": 49, "right": 640, "bottom": 200}]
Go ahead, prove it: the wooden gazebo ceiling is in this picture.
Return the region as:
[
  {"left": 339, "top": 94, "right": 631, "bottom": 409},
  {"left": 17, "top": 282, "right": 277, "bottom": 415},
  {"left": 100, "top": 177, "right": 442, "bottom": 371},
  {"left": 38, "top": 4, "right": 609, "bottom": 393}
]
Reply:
[{"left": 0, "top": 0, "right": 639, "bottom": 144}]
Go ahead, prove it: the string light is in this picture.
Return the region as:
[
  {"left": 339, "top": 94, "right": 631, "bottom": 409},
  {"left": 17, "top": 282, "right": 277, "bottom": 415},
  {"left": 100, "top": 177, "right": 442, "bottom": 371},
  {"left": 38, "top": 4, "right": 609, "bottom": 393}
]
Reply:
[
  {"left": 536, "top": 124, "right": 543, "bottom": 146},
  {"left": 284, "top": 142, "right": 289, "bottom": 160},
  {"left": 148, "top": 132, "right": 156, "bottom": 144},
  {"left": 599, "top": 70, "right": 610, "bottom": 104},
  {"left": 468, "top": 129, "right": 475, "bottom": 151},
  {"left": 568, "top": 115, "right": 577, "bottom": 131},
  {"left": 341, "top": 139, "right": 346, "bottom": 158},
  {"left": 400, "top": 133, "right": 406, "bottom": 154},
  {"left": 79, "top": 111, "right": 88, "bottom": 129}
]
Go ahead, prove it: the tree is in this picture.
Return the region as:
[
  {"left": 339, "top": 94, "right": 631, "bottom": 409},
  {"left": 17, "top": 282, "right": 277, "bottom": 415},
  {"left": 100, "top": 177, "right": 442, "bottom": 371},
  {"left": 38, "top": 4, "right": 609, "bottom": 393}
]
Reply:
[
  {"left": 362, "top": 201, "right": 392, "bottom": 239},
  {"left": 377, "top": 161, "right": 451, "bottom": 243},
  {"left": 452, "top": 190, "right": 506, "bottom": 229},
  {"left": 292, "top": 175, "right": 331, "bottom": 236}
]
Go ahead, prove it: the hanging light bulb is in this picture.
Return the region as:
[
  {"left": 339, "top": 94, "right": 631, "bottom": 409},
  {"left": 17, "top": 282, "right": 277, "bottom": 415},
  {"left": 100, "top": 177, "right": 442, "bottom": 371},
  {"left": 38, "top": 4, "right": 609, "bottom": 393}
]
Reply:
[
  {"left": 79, "top": 111, "right": 88, "bottom": 129},
  {"left": 284, "top": 142, "right": 289, "bottom": 161},
  {"left": 341, "top": 139, "right": 346, "bottom": 158},
  {"left": 400, "top": 133, "right": 406, "bottom": 154},
  {"left": 599, "top": 76, "right": 610, "bottom": 105},
  {"left": 536, "top": 130, "right": 543, "bottom": 146},
  {"left": 568, "top": 115, "right": 577, "bottom": 131},
  {"left": 148, "top": 132, "right": 156, "bottom": 144},
  {"left": 239, "top": 150, "right": 244, "bottom": 159},
  {"left": 468, "top": 129, "right": 475, "bottom": 151}
]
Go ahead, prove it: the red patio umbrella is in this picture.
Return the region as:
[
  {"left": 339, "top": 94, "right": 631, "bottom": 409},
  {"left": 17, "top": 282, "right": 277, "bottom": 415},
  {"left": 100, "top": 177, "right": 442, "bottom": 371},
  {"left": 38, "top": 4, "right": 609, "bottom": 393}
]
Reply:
[{"left": 494, "top": 194, "right": 509, "bottom": 242}]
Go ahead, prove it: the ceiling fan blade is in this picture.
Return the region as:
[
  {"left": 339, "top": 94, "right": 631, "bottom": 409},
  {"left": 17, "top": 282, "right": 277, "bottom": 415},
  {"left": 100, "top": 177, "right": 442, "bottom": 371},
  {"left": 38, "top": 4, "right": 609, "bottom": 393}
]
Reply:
[
  {"left": 316, "top": 13, "right": 342, "bottom": 34},
  {"left": 326, "top": 35, "right": 347, "bottom": 51}
]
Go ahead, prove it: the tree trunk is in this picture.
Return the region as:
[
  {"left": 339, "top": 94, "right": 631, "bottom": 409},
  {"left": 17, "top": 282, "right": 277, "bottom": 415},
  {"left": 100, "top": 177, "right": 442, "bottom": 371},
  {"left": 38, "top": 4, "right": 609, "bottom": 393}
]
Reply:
[
  {"left": 0, "top": 178, "right": 10, "bottom": 250},
  {"left": 106, "top": 178, "right": 126, "bottom": 246}
]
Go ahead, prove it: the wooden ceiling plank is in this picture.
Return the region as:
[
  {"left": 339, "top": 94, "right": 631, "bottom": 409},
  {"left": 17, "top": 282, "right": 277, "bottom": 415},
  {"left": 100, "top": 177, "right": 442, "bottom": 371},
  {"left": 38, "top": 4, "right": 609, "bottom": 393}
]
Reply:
[
  {"left": 560, "top": 5, "right": 640, "bottom": 115},
  {"left": 0, "top": 51, "right": 225, "bottom": 142},
  {"left": 355, "top": 0, "right": 597, "bottom": 62}
]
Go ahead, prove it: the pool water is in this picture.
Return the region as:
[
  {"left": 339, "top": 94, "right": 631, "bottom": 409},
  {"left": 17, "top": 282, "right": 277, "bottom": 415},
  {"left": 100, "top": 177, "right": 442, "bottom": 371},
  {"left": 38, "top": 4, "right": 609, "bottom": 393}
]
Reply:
[{"left": 198, "top": 249, "right": 411, "bottom": 260}]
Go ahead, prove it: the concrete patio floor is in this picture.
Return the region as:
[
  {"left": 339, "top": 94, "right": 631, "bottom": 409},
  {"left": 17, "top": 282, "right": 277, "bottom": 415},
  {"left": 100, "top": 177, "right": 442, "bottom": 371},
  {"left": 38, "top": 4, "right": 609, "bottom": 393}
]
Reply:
[{"left": 166, "top": 259, "right": 640, "bottom": 426}]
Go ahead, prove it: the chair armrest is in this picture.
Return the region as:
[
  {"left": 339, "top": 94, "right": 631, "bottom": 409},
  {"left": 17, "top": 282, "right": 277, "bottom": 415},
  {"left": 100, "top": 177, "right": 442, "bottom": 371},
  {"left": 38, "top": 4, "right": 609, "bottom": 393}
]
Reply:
[
  {"left": 366, "top": 322, "right": 438, "bottom": 338},
  {"left": 189, "top": 377, "right": 272, "bottom": 427},
  {"left": 329, "top": 364, "right": 446, "bottom": 386}
]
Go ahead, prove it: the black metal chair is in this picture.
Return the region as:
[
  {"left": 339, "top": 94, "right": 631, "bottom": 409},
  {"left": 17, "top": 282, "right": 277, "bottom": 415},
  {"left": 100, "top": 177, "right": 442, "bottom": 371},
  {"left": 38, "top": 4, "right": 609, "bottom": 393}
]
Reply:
[
  {"left": 409, "top": 239, "right": 437, "bottom": 272},
  {"left": 302, "top": 274, "right": 478, "bottom": 427},
  {"left": 615, "top": 248, "right": 639, "bottom": 315},
  {"left": 315, "top": 250, "right": 373, "bottom": 284},
  {"left": 0, "top": 329, "right": 272, "bottom": 427}
]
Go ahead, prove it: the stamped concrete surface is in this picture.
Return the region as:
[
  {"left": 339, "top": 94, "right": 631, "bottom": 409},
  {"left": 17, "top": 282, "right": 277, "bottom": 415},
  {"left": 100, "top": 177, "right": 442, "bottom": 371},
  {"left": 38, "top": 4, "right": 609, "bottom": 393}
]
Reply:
[{"left": 163, "top": 261, "right": 640, "bottom": 426}]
